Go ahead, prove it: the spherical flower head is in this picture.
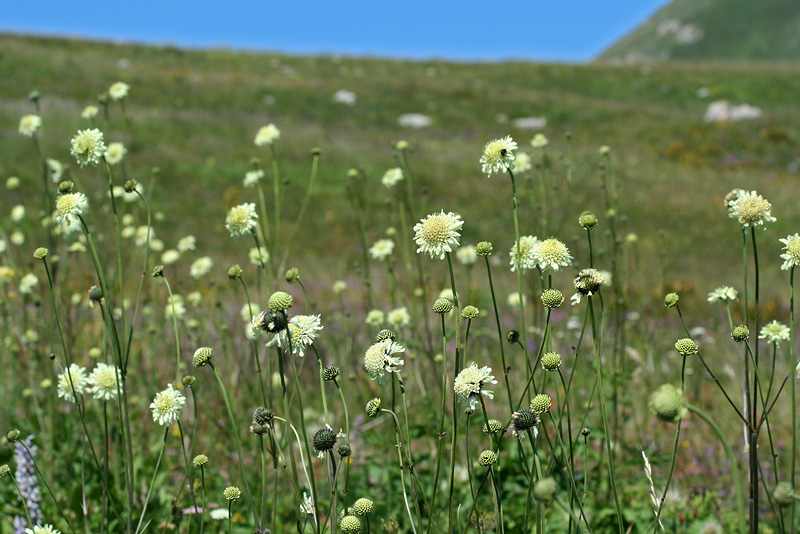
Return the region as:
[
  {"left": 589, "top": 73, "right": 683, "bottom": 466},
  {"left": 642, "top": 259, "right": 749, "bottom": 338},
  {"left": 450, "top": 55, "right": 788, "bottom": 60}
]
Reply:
[
  {"left": 541, "top": 352, "right": 562, "bottom": 372},
  {"left": 376, "top": 329, "right": 396, "bottom": 342},
  {"left": 664, "top": 292, "right": 679, "bottom": 308},
  {"left": 56, "top": 192, "right": 88, "bottom": 226},
  {"left": 81, "top": 105, "right": 99, "bottom": 119},
  {"left": 6, "top": 429, "right": 20, "bottom": 442},
  {"left": 33, "top": 247, "right": 48, "bottom": 260},
  {"left": 268, "top": 291, "right": 293, "bottom": 311},
  {"left": 478, "top": 450, "right": 497, "bottom": 466},
  {"left": 193, "top": 346, "right": 213, "bottom": 367},
  {"left": 461, "top": 305, "right": 479, "bottom": 319},
  {"left": 579, "top": 211, "right": 598, "bottom": 229},
  {"left": 707, "top": 286, "right": 738, "bottom": 303},
  {"left": 381, "top": 167, "right": 404, "bottom": 188},
  {"left": 224, "top": 486, "right": 241, "bottom": 501},
  {"left": 506, "top": 330, "right": 520, "bottom": 344},
  {"left": 509, "top": 235, "right": 539, "bottom": 272},
  {"left": 534, "top": 477, "right": 558, "bottom": 502},
  {"left": 760, "top": 320, "right": 790, "bottom": 345},
  {"left": 649, "top": 384, "right": 686, "bottom": 423},
  {"left": 254, "top": 124, "right": 280, "bottom": 146},
  {"left": 534, "top": 238, "right": 573, "bottom": 272},
  {"left": 57, "top": 363, "right": 89, "bottom": 403},
  {"left": 285, "top": 267, "right": 300, "bottom": 283},
  {"left": 339, "top": 515, "right": 362, "bottom": 534},
  {"left": 454, "top": 363, "right": 498, "bottom": 412},
  {"left": 456, "top": 244, "right": 478, "bottom": 266},
  {"left": 574, "top": 268, "right": 605, "bottom": 296},
  {"left": 514, "top": 151, "right": 532, "bottom": 173},
  {"left": 225, "top": 203, "right": 258, "bottom": 238},
  {"left": 364, "top": 309, "right": 385, "bottom": 327},
  {"left": 181, "top": 375, "right": 196, "bottom": 388},
  {"left": 773, "top": 482, "right": 795, "bottom": 507},
  {"left": 480, "top": 135, "right": 517, "bottom": 176},
  {"left": 243, "top": 169, "right": 264, "bottom": 187},
  {"left": 322, "top": 366, "right": 340, "bottom": 381},
  {"left": 108, "top": 81, "right": 130, "bottom": 100},
  {"left": 363, "top": 339, "right": 405, "bottom": 383},
  {"left": 150, "top": 384, "right": 186, "bottom": 426},
  {"left": 728, "top": 190, "right": 776, "bottom": 228},
  {"left": 253, "top": 407, "right": 274, "bottom": 426},
  {"left": 780, "top": 234, "right": 800, "bottom": 270},
  {"left": 475, "top": 241, "right": 493, "bottom": 257},
  {"left": 226, "top": 264, "right": 242, "bottom": 280},
  {"left": 253, "top": 310, "right": 288, "bottom": 334},
  {"left": 513, "top": 410, "right": 540, "bottom": 434},
  {"left": 483, "top": 419, "right": 503, "bottom": 434},
  {"left": 104, "top": 142, "right": 127, "bottom": 165},
  {"left": 369, "top": 239, "right": 395, "bottom": 260},
  {"left": 193, "top": 454, "right": 208, "bottom": 467},
  {"left": 313, "top": 425, "right": 338, "bottom": 457},
  {"left": 731, "top": 325, "right": 750, "bottom": 343},
  {"left": 530, "top": 394, "right": 552, "bottom": 414},
  {"left": 365, "top": 398, "right": 381, "bottom": 418},
  {"left": 87, "top": 362, "right": 122, "bottom": 401},
  {"left": 386, "top": 307, "right": 411, "bottom": 329},
  {"left": 338, "top": 443, "right": 352, "bottom": 457},
  {"left": 413, "top": 211, "right": 463, "bottom": 260},
  {"left": 530, "top": 133, "right": 549, "bottom": 148},
  {"left": 0, "top": 464, "right": 8, "bottom": 478},
  {"left": 541, "top": 289, "right": 564, "bottom": 309},
  {"left": 25, "top": 525, "right": 61, "bottom": 534},
  {"left": 70, "top": 129, "right": 107, "bottom": 167},
  {"left": 352, "top": 497, "right": 374, "bottom": 516},
  {"left": 675, "top": 338, "right": 699, "bottom": 356},
  {"left": 332, "top": 280, "right": 347, "bottom": 295},
  {"left": 432, "top": 297, "right": 453, "bottom": 314},
  {"left": 19, "top": 114, "right": 42, "bottom": 138}
]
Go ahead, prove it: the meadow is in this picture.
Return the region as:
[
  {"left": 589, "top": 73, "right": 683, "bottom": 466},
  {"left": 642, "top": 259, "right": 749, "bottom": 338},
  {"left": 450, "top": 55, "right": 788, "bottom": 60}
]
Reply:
[{"left": 1, "top": 34, "right": 800, "bottom": 534}]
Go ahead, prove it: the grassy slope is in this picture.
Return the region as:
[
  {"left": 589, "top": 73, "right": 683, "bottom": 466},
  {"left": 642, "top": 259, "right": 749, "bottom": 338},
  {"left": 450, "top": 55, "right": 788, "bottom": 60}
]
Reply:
[
  {"left": 598, "top": 0, "right": 800, "bottom": 62},
  {"left": 1, "top": 33, "right": 800, "bottom": 310}
]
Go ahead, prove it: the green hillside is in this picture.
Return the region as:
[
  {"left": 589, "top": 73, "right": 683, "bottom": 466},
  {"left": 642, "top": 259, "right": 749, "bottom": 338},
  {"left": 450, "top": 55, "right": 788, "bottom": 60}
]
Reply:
[{"left": 598, "top": 0, "right": 800, "bottom": 62}]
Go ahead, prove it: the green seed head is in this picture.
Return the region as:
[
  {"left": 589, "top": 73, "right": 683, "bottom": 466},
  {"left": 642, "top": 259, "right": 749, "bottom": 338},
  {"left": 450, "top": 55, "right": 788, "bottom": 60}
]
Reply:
[
  {"left": 285, "top": 267, "right": 300, "bottom": 283},
  {"left": 432, "top": 298, "right": 453, "bottom": 314},
  {"left": 579, "top": 211, "right": 598, "bottom": 229},
  {"left": 223, "top": 486, "right": 241, "bottom": 501},
  {"left": 649, "top": 384, "right": 687, "bottom": 423},
  {"left": 124, "top": 179, "right": 138, "bottom": 193},
  {"left": 731, "top": 325, "right": 750, "bottom": 343},
  {"left": 352, "top": 497, "right": 374, "bottom": 516},
  {"left": 192, "top": 346, "right": 213, "bottom": 367},
  {"left": 483, "top": 419, "right": 503, "bottom": 434},
  {"left": 192, "top": 454, "right": 208, "bottom": 467},
  {"left": 253, "top": 407, "right": 274, "bottom": 426},
  {"left": 33, "top": 247, "right": 48, "bottom": 260},
  {"left": 181, "top": 375, "right": 196, "bottom": 387},
  {"left": 530, "top": 394, "right": 552, "bottom": 414},
  {"left": 312, "top": 426, "right": 338, "bottom": 454},
  {"left": 541, "top": 289, "right": 564, "bottom": 309},
  {"left": 395, "top": 140, "right": 409, "bottom": 151},
  {"left": 338, "top": 443, "right": 352, "bottom": 457},
  {"left": 321, "top": 366, "right": 340, "bottom": 381},
  {"left": 512, "top": 410, "right": 539, "bottom": 432},
  {"left": 475, "top": 241, "right": 493, "bottom": 257},
  {"left": 375, "top": 329, "right": 396, "bottom": 342},
  {"left": 151, "top": 265, "right": 164, "bottom": 277},
  {"left": 0, "top": 464, "right": 9, "bottom": 477},
  {"left": 534, "top": 477, "right": 558, "bottom": 502},
  {"left": 675, "top": 338, "right": 699, "bottom": 356},
  {"left": 268, "top": 291, "right": 293, "bottom": 311},
  {"left": 461, "top": 305, "right": 479, "bottom": 319},
  {"left": 541, "top": 352, "right": 562, "bottom": 372},
  {"left": 58, "top": 180, "right": 73, "bottom": 194},
  {"left": 664, "top": 292, "right": 679, "bottom": 308},
  {"left": 478, "top": 450, "right": 497, "bottom": 466},
  {"left": 365, "top": 398, "right": 381, "bottom": 418},
  {"left": 773, "top": 482, "right": 795, "bottom": 507},
  {"left": 227, "top": 264, "right": 242, "bottom": 280},
  {"left": 339, "top": 515, "right": 362, "bottom": 534}
]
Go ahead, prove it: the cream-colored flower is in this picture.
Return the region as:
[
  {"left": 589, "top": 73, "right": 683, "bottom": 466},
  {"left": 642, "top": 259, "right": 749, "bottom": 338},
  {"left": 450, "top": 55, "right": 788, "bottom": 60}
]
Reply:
[
  {"left": 19, "top": 273, "right": 38, "bottom": 294},
  {"left": 57, "top": 363, "right": 89, "bottom": 403},
  {"left": 381, "top": 168, "right": 404, "bottom": 188},
  {"left": 728, "top": 190, "right": 776, "bottom": 228},
  {"left": 369, "top": 239, "right": 395, "bottom": 260},
  {"left": 534, "top": 238, "right": 572, "bottom": 271},
  {"left": 254, "top": 124, "right": 280, "bottom": 146},
  {"left": 456, "top": 244, "right": 478, "bottom": 265},
  {"left": 249, "top": 246, "right": 270, "bottom": 266},
  {"left": 104, "top": 142, "right": 127, "bottom": 166},
  {"left": 707, "top": 286, "right": 738, "bottom": 303},
  {"left": 365, "top": 309, "right": 385, "bottom": 326},
  {"left": 780, "top": 233, "right": 800, "bottom": 271},
  {"left": 363, "top": 339, "right": 405, "bottom": 384},
  {"left": 161, "top": 249, "right": 180, "bottom": 265},
  {"left": 509, "top": 236, "right": 539, "bottom": 272},
  {"left": 81, "top": 105, "right": 99, "bottom": 119},
  {"left": 225, "top": 203, "right": 258, "bottom": 238},
  {"left": 454, "top": 363, "right": 497, "bottom": 411},
  {"left": 268, "top": 314, "right": 323, "bottom": 357},
  {"left": 19, "top": 115, "right": 41, "bottom": 137},
  {"left": 150, "top": 384, "right": 186, "bottom": 426},
  {"left": 177, "top": 235, "right": 196, "bottom": 252},
  {"left": 480, "top": 136, "right": 517, "bottom": 176},
  {"left": 413, "top": 211, "right": 463, "bottom": 260},
  {"left": 190, "top": 257, "right": 213, "bottom": 279},
  {"left": 243, "top": 169, "right": 264, "bottom": 187},
  {"left": 108, "top": 82, "right": 130, "bottom": 100},
  {"left": 88, "top": 363, "right": 121, "bottom": 401},
  {"left": 70, "top": 129, "right": 107, "bottom": 167},
  {"left": 46, "top": 158, "right": 64, "bottom": 183},
  {"left": 759, "top": 320, "right": 790, "bottom": 345},
  {"left": 386, "top": 307, "right": 411, "bottom": 329},
  {"left": 530, "top": 133, "right": 549, "bottom": 148},
  {"left": 514, "top": 152, "right": 532, "bottom": 173}
]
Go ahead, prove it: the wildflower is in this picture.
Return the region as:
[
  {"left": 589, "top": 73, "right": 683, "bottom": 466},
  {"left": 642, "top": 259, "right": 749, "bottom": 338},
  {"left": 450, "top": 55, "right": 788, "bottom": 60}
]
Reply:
[
  {"left": 780, "top": 234, "right": 800, "bottom": 270},
  {"left": 300, "top": 492, "right": 315, "bottom": 515},
  {"left": 103, "top": 142, "right": 127, "bottom": 166},
  {"left": 731, "top": 325, "right": 750, "bottom": 343},
  {"left": 530, "top": 393, "right": 552, "bottom": 414},
  {"left": 6, "top": 177, "right": 20, "bottom": 189},
  {"left": 531, "top": 133, "right": 549, "bottom": 148},
  {"left": 25, "top": 525, "right": 60, "bottom": 534},
  {"left": 225, "top": 203, "right": 258, "bottom": 238},
  {"left": 57, "top": 363, "right": 89, "bottom": 403},
  {"left": 190, "top": 257, "right": 213, "bottom": 279},
  {"left": 509, "top": 235, "right": 539, "bottom": 272},
  {"left": 254, "top": 124, "right": 280, "bottom": 146},
  {"left": 322, "top": 366, "right": 340, "bottom": 381},
  {"left": 461, "top": 305, "right": 479, "bottom": 319},
  {"left": 541, "top": 352, "right": 561, "bottom": 371},
  {"left": 534, "top": 238, "right": 572, "bottom": 271},
  {"left": 81, "top": 105, "right": 98, "bottom": 119},
  {"left": 55, "top": 192, "right": 88, "bottom": 226},
  {"left": 243, "top": 169, "right": 264, "bottom": 187},
  {"left": 352, "top": 497, "right": 374, "bottom": 516},
  {"left": 381, "top": 167, "right": 404, "bottom": 188},
  {"left": 19, "top": 273, "right": 38, "bottom": 294},
  {"left": 514, "top": 152, "right": 532, "bottom": 173},
  {"left": 192, "top": 454, "right": 208, "bottom": 467},
  {"left": 268, "top": 314, "right": 323, "bottom": 357},
  {"left": 268, "top": 291, "right": 293, "bottom": 311},
  {"left": 512, "top": 410, "right": 539, "bottom": 433},
  {"left": 707, "top": 286, "right": 737, "bottom": 303},
  {"left": 478, "top": 450, "right": 497, "bottom": 466},
  {"left": 376, "top": 329, "right": 396, "bottom": 342},
  {"left": 364, "top": 339, "right": 405, "bottom": 384},
  {"left": 19, "top": 115, "right": 41, "bottom": 137},
  {"left": 454, "top": 363, "right": 497, "bottom": 411},
  {"left": 483, "top": 419, "right": 503, "bottom": 434},
  {"left": 177, "top": 235, "right": 196, "bottom": 252},
  {"left": 209, "top": 509, "right": 229, "bottom": 520},
  {"left": 312, "top": 424, "right": 338, "bottom": 458},
  {"left": 70, "top": 129, "right": 107, "bottom": 167},
  {"left": 432, "top": 298, "right": 453, "bottom": 314},
  {"left": 249, "top": 246, "right": 270, "bottom": 266},
  {"left": 579, "top": 211, "right": 598, "bottom": 228},
  {"left": 571, "top": 268, "right": 606, "bottom": 305},
  {"left": 386, "top": 307, "right": 411, "bottom": 329},
  {"left": 413, "top": 211, "right": 463, "bottom": 260},
  {"left": 508, "top": 292, "right": 526, "bottom": 308},
  {"left": 87, "top": 363, "right": 121, "bottom": 401},
  {"left": 728, "top": 190, "right": 776, "bottom": 228},
  {"left": 108, "top": 81, "right": 130, "bottom": 100},
  {"left": 193, "top": 347, "right": 213, "bottom": 367},
  {"left": 165, "top": 295, "right": 186, "bottom": 320},
  {"left": 150, "top": 384, "right": 186, "bottom": 426},
  {"left": 11, "top": 232, "right": 24, "bottom": 246},
  {"left": 339, "top": 515, "right": 362, "bottom": 534},
  {"left": 534, "top": 477, "right": 557, "bottom": 502},
  {"left": 332, "top": 280, "right": 347, "bottom": 294},
  {"left": 675, "top": 338, "right": 699, "bottom": 356},
  {"left": 760, "top": 320, "right": 790, "bottom": 345},
  {"left": 480, "top": 135, "right": 517, "bottom": 176},
  {"left": 649, "top": 384, "right": 686, "bottom": 423},
  {"left": 161, "top": 249, "right": 180, "bottom": 265},
  {"left": 664, "top": 293, "right": 679, "bottom": 308},
  {"left": 369, "top": 239, "right": 395, "bottom": 260},
  {"left": 223, "top": 486, "right": 241, "bottom": 501},
  {"left": 476, "top": 241, "right": 493, "bottom": 256},
  {"left": 11, "top": 205, "right": 25, "bottom": 222},
  {"left": 541, "top": 289, "right": 564, "bottom": 309},
  {"left": 456, "top": 244, "right": 478, "bottom": 265},
  {"left": 365, "top": 398, "right": 382, "bottom": 417},
  {"left": 365, "top": 309, "right": 385, "bottom": 326}
]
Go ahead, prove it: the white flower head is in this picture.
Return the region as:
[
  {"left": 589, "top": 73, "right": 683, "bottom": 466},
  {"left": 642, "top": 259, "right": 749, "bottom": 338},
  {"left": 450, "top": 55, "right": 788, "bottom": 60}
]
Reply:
[
  {"left": 134, "top": 225, "right": 153, "bottom": 247},
  {"left": 780, "top": 233, "right": 800, "bottom": 271},
  {"left": 363, "top": 339, "right": 406, "bottom": 384},
  {"left": 365, "top": 309, "right": 385, "bottom": 326},
  {"left": 25, "top": 525, "right": 61, "bottom": 534},
  {"left": 70, "top": 128, "right": 107, "bottom": 167},
  {"left": 225, "top": 203, "right": 258, "bottom": 238},
  {"left": 728, "top": 190, "right": 776, "bottom": 229},
  {"left": 88, "top": 362, "right": 122, "bottom": 401},
  {"left": 509, "top": 235, "right": 539, "bottom": 272},
  {"left": 57, "top": 363, "right": 89, "bottom": 403},
  {"left": 508, "top": 291, "right": 526, "bottom": 308},
  {"left": 456, "top": 244, "right": 478, "bottom": 266},
  {"left": 108, "top": 81, "right": 130, "bottom": 100},
  {"left": 243, "top": 169, "right": 264, "bottom": 187},
  {"left": 55, "top": 192, "right": 88, "bottom": 227},
  {"left": 254, "top": 124, "right": 280, "bottom": 146},
  {"left": 530, "top": 133, "right": 549, "bottom": 148},
  {"left": 369, "top": 239, "right": 395, "bottom": 261},
  {"left": 534, "top": 238, "right": 573, "bottom": 272},
  {"left": 386, "top": 307, "right": 411, "bottom": 329},
  {"left": 249, "top": 246, "right": 270, "bottom": 266},
  {"left": 10, "top": 205, "right": 25, "bottom": 223},
  {"left": 454, "top": 363, "right": 498, "bottom": 411},
  {"left": 514, "top": 152, "right": 532, "bottom": 173},
  {"left": 268, "top": 314, "right": 323, "bottom": 357},
  {"left": 46, "top": 158, "right": 64, "bottom": 183},
  {"left": 150, "top": 384, "right": 186, "bottom": 426},
  {"left": 165, "top": 294, "right": 186, "bottom": 320},
  {"left": 299, "top": 492, "right": 315, "bottom": 515},
  {"left": 177, "top": 235, "right": 196, "bottom": 252},
  {"left": 19, "top": 272, "right": 38, "bottom": 295},
  {"left": 81, "top": 105, "right": 99, "bottom": 120},
  {"left": 104, "top": 142, "right": 127, "bottom": 166},
  {"left": 19, "top": 115, "right": 41, "bottom": 137},
  {"left": 209, "top": 509, "right": 229, "bottom": 520},
  {"left": 413, "top": 211, "right": 463, "bottom": 260},
  {"left": 190, "top": 257, "right": 213, "bottom": 279},
  {"left": 161, "top": 249, "right": 180, "bottom": 265},
  {"left": 382, "top": 168, "right": 404, "bottom": 188},
  {"left": 707, "top": 286, "right": 738, "bottom": 303},
  {"left": 480, "top": 136, "right": 517, "bottom": 177},
  {"left": 759, "top": 320, "right": 790, "bottom": 346}
]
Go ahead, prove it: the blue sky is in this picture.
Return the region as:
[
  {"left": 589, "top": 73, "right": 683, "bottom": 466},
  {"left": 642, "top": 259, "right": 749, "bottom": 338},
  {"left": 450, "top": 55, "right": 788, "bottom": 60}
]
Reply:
[{"left": 2, "top": 1, "right": 670, "bottom": 62}]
